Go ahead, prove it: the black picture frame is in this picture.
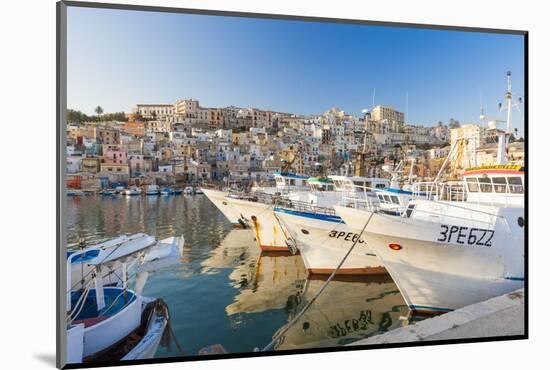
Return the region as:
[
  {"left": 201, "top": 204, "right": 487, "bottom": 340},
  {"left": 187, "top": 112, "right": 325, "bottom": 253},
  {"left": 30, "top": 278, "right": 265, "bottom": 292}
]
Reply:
[{"left": 56, "top": 1, "right": 528, "bottom": 368}]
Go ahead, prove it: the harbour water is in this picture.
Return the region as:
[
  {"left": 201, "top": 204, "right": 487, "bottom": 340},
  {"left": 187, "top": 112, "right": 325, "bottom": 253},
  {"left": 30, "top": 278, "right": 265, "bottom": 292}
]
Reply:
[{"left": 67, "top": 194, "right": 414, "bottom": 357}]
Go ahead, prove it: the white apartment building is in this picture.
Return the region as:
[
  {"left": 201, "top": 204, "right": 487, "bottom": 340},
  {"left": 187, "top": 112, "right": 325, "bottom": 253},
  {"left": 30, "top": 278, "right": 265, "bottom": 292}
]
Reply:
[
  {"left": 67, "top": 156, "right": 82, "bottom": 174},
  {"left": 135, "top": 104, "right": 174, "bottom": 119},
  {"left": 370, "top": 105, "right": 405, "bottom": 126}
]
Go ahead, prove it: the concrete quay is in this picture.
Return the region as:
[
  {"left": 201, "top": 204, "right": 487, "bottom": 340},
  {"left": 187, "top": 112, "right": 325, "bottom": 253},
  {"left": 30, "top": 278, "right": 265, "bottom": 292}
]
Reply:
[{"left": 349, "top": 289, "right": 525, "bottom": 345}]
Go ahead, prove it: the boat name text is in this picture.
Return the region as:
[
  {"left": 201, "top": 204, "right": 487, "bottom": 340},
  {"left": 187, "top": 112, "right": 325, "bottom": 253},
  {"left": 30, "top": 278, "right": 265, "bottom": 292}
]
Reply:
[
  {"left": 437, "top": 225, "right": 494, "bottom": 247},
  {"left": 328, "top": 231, "right": 365, "bottom": 244}
]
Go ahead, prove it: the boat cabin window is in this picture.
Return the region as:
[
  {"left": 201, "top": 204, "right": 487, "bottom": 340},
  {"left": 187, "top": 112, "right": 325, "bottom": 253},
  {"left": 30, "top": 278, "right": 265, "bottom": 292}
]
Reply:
[
  {"left": 312, "top": 183, "right": 334, "bottom": 191},
  {"left": 383, "top": 195, "right": 391, "bottom": 203},
  {"left": 405, "top": 204, "right": 415, "bottom": 218},
  {"left": 375, "top": 183, "right": 386, "bottom": 189},
  {"left": 507, "top": 176, "right": 523, "bottom": 194},
  {"left": 466, "top": 177, "right": 479, "bottom": 192},
  {"left": 377, "top": 194, "right": 385, "bottom": 203},
  {"left": 492, "top": 177, "right": 507, "bottom": 193},
  {"left": 478, "top": 177, "right": 493, "bottom": 193},
  {"left": 391, "top": 195, "right": 400, "bottom": 204}
]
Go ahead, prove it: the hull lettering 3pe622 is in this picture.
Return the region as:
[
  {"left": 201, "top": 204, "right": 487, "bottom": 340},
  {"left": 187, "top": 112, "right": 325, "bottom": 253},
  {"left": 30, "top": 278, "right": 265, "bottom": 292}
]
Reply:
[
  {"left": 328, "top": 230, "right": 365, "bottom": 244},
  {"left": 437, "top": 224, "right": 495, "bottom": 247}
]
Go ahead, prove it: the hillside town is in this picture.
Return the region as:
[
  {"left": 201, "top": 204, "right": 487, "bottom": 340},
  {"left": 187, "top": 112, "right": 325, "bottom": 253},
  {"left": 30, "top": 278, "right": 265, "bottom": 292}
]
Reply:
[{"left": 66, "top": 99, "right": 525, "bottom": 191}]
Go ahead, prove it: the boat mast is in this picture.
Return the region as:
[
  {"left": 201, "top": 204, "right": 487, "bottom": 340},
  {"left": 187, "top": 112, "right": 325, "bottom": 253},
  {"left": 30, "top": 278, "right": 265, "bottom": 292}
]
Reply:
[
  {"left": 505, "top": 71, "right": 513, "bottom": 138},
  {"left": 496, "top": 71, "right": 514, "bottom": 165}
]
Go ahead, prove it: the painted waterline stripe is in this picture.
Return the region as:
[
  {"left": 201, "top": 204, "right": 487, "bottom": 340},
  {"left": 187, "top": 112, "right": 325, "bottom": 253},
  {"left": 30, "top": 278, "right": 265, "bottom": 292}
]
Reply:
[
  {"left": 409, "top": 304, "right": 453, "bottom": 312},
  {"left": 273, "top": 207, "right": 343, "bottom": 223},
  {"left": 504, "top": 276, "right": 525, "bottom": 281}
]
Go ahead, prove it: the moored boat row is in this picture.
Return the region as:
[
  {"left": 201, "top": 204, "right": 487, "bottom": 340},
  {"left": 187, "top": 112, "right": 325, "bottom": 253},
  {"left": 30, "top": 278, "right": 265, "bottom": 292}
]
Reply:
[
  {"left": 67, "top": 185, "right": 202, "bottom": 197},
  {"left": 201, "top": 74, "right": 525, "bottom": 315}
]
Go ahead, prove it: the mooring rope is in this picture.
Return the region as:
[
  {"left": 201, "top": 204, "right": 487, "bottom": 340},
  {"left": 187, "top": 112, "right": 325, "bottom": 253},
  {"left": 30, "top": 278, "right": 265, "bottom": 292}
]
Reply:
[{"left": 260, "top": 211, "right": 375, "bottom": 352}]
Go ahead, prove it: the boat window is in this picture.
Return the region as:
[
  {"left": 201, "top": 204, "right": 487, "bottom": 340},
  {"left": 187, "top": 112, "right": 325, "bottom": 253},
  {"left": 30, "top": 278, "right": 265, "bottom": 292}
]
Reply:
[
  {"left": 383, "top": 195, "right": 392, "bottom": 203},
  {"left": 391, "top": 195, "right": 399, "bottom": 204},
  {"left": 405, "top": 204, "right": 415, "bottom": 218},
  {"left": 376, "top": 183, "right": 386, "bottom": 189},
  {"left": 491, "top": 177, "right": 507, "bottom": 193},
  {"left": 365, "top": 181, "right": 372, "bottom": 188},
  {"left": 478, "top": 177, "right": 493, "bottom": 193},
  {"left": 507, "top": 176, "right": 524, "bottom": 194},
  {"left": 377, "top": 194, "right": 385, "bottom": 203},
  {"left": 466, "top": 177, "right": 479, "bottom": 192}
]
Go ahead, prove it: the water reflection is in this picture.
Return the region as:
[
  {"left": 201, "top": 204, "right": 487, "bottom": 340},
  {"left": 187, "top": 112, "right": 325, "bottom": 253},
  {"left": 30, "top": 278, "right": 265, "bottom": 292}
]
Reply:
[
  {"left": 67, "top": 195, "right": 411, "bottom": 356},
  {"left": 226, "top": 251, "right": 307, "bottom": 315},
  {"left": 274, "top": 277, "right": 409, "bottom": 349}
]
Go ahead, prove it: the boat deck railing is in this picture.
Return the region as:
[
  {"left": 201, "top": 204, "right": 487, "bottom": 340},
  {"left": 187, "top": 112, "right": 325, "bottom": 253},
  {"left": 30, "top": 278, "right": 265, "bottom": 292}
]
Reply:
[
  {"left": 228, "top": 189, "right": 337, "bottom": 216},
  {"left": 277, "top": 200, "right": 337, "bottom": 216},
  {"left": 340, "top": 185, "right": 382, "bottom": 212},
  {"left": 411, "top": 181, "right": 467, "bottom": 202},
  {"left": 411, "top": 181, "right": 523, "bottom": 208}
]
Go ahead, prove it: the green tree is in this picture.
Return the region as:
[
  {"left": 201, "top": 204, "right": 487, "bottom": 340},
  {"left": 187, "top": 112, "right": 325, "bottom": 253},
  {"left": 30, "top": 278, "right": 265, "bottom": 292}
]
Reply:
[
  {"left": 94, "top": 105, "right": 104, "bottom": 120},
  {"left": 449, "top": 118, "right": 460, "bottom": 129},
  {"left": 67, "top": 109, "right": 90, "bottom": 123}
]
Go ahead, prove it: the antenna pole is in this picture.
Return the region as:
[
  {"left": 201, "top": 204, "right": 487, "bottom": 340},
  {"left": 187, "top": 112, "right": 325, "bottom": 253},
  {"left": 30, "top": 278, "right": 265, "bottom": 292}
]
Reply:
[
  {"left": 406, "top": 92, "right": 409, "bottom": 124},
  {"left": 506, "top": 71, "right": 513, "bottom": 135},
  {"left": 479, "top": 88, "right": 484, "bottom": 117}
]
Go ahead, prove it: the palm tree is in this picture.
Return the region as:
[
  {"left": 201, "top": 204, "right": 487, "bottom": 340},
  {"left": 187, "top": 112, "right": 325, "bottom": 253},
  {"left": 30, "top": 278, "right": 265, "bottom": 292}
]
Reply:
[{"left": 94, "top": 106, "right": 104, "bottom": 121}]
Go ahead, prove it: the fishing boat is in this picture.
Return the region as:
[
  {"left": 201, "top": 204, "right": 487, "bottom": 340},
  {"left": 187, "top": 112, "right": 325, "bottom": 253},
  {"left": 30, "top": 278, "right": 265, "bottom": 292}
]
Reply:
[
  {"left": 66, "top": 234, "right": 184, "bottom": 363},
  {"left": 334, "top": 72, "right": 525, "bottom": 313},
  {"left": 225, "top": 172, "right": 311, "bottom": 251},
  {"left": 67, "top": 233, "right": 183, "bottom": 289},
  {"left": 160, "top": 187, "right": 174, "bottom": 196},
  {"left": 124, "top": 186, "right": 142, "bottom": 196},
  {"left": 183, "top": 187, "right": 194, "bottom": 195},
  {"left": 145, "top": 185, "right": 160, "bottom": 195},
  {"left": 274, "top": 176, "right": 391, "bottom": 276},
  {"left": 202, "top": 188, "right": 246, "bottom": 227},
  {"left": 114, "top": 186, "right": 126, "bottom": 194}
]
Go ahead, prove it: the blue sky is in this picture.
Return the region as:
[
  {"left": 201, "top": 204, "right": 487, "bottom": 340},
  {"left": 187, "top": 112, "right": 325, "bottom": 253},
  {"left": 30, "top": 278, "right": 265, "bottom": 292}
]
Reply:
[{"left": 67, "top": 7, "right": 525, "bottom": 130}]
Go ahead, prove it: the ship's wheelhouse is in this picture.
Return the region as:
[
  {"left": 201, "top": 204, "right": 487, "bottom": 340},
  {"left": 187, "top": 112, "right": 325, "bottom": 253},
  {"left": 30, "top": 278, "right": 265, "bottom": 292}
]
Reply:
[{"left": 462, "top": 165, "right": 524, "bottom": 206}]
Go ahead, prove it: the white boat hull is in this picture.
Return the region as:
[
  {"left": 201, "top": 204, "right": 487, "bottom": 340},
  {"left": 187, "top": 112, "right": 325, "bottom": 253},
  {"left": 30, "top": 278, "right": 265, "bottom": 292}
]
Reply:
[
  {"left": 226, "top": 197, "right": 289, "bottom": 251},
  {"left": 76, "top": 292, "right": 143, "bottom": 359},
  {"left": 274, "top": 208, "right": 385, "bottom": 276},
  {"left": 202, "top": 189, "right": 245, "bottom": 226},
  {"left": 334, "top": 203, "right": 524, "bottom": 312},
  {"left": 122, "top": 301, "right": 168, "bottom": 360}
]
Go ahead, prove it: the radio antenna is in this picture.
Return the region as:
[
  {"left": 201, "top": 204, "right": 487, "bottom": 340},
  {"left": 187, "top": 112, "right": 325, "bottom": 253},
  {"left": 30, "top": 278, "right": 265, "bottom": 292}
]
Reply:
[
  {"left": 406, "top": 92, "right": 409, "bottom": 124},
  {"left": 479, "top": 88, "right": 485, "bottom": 120}
]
